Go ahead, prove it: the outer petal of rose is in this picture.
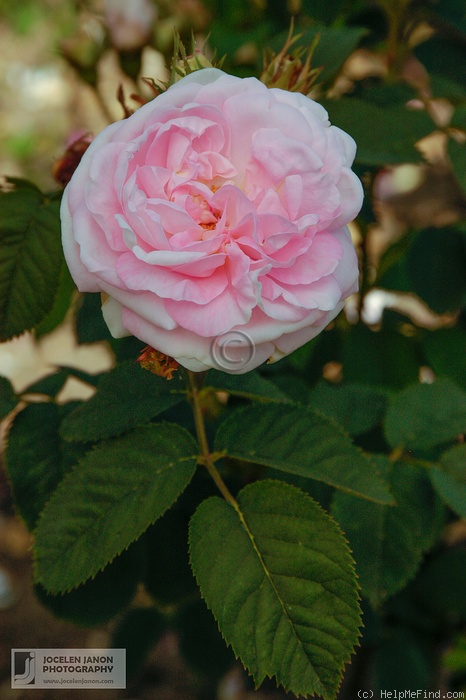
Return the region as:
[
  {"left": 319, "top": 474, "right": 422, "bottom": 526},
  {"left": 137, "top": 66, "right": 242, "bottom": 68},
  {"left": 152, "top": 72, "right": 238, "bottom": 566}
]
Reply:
[
  {"left": 270, "top": 87, "right": 330, "bottom": 124},
  {"left": 118, "top": 305, "right": 214, "bottom": 365},
  {"left": 327, "top": 169, "right": 364, "bottom": 232},
  {"left": 64, "top": 120, "right": 123, "bottom": 214},
  {"left": 330, "top": 225, "right": 360, "bottom": 297},
  {"left": 103, "top": 69, "right": 235, "bottom": 145},
  {"left": 229, "top": 306, "right": 328, "bottom": 346},
  {"left": 101, "top": 296, "right": 131, "bottom": 337},
  {"left": 61, "top": 188, "right": 101, "bottom": 292},
  {"left": 71, "top": 204, "right": 122, "bottom": 287},
  {"left": 100, "top": 283, "right": 177, "bottom": 331},
  {"left": 270, "top": 303, "right": 344, "bottom": 358},
  {"left": 119, "top": 305, "right": 275, "bottom": 374}
]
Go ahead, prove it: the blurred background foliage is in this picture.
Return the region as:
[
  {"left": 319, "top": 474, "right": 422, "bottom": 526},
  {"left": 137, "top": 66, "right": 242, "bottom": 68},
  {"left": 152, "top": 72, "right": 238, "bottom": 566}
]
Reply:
[{"left": 1, "top": 0, "right": 466, "bottom": 699}]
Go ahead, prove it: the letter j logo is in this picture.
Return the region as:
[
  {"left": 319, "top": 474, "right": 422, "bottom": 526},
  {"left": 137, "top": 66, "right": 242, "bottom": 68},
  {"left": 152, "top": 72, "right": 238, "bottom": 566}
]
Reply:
[{"left": 13, "top": 651, "right": 36, "bottom": 685}]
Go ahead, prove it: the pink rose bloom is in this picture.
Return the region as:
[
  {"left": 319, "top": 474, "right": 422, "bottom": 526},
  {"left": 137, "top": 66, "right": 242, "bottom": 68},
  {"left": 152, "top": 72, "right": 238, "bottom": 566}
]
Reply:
[{"left": 61, "top": 68, "right": 363, "bottom": 373}]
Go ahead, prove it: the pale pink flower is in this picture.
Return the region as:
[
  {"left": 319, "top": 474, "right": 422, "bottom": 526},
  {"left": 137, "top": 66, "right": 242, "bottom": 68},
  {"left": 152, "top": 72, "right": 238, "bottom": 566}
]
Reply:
[{"left": 61, "top": 69, "right": 363, "bottom": 373}]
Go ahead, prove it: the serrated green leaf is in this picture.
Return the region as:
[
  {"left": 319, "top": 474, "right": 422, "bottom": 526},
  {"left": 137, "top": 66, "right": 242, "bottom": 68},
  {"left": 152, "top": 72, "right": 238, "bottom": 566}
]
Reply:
[
  {"left": 34, "top": 258, "right": 75, "bottom": 337},
  {"left": 384, "top": 379, "right": 466, "bottom": 451},
  {"left": 5, "top": 402, "right": 81, "bottom": 529},
  {"left": 308, "top": 382, "right": 388, "bottom": 436},
  {"left": 60, "top": 362, "right": 186, "bottom": 441},
  {"left": 332, "top": 456, "right": 444, "bottom": 608},
  {"left": 205, "top": 369, "right": 290, "bottom": 403},
  {"left": 320, "top": 99, "right": 434, "bottom": 165},
  {"left": 34, "top": 423, "right": 198, "bottom": 593},
  {"left": 0, "top": 375, "right": 19, "bottom": 420},
  {"left": 0, "top": 180, "right": 64, "bottom": 340},
  {"left": 215, "top": 404, "right": 393, "bottom": 503},
  {"left": 430, "top": 443, "right": 466, "bottom": 517},
  {"left": 35, "top": 545, "right": 142, "bottom": 626},
  {"left": 189, "top": 480, "right": 361, "bottom": 699}
]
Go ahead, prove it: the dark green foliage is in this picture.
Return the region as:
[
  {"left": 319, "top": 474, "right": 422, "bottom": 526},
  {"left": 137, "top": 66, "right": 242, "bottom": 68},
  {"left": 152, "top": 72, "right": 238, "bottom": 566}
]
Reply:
[
  {"left": 60, "top": 362, "right": 186, "bottom": 441},
  {"left": 34, "top": 423, "right": 198, "bottom": 593},
  {"left": 189, "top": 480, "right": 361, "bottom": 700},
  {"left": 332, "top": 457, "right": 444, "bottom": 607},
  {"left": 1, "top": 0, "right": 466, "bottom": 695},
  {"left": 214, "top": 403, "right": 393, "bottom": 503},
  {"left": 0, "top": 375, "right": 18, "bottom": 420},
  {"left": 406, "top": 227, "right": 466, "bottom": 314},
  {"left": 0, "top": 180, "right": 70, "bottom": 340},
  {"left": 35, "top": 546, "right": 143, "bottom": 626}
]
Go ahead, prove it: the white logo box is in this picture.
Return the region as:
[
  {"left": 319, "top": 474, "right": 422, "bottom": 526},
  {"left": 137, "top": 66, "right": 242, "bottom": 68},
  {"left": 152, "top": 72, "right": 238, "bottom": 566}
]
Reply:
[{"left": 11, "top": 648, "right": 126, "bottom": 689}]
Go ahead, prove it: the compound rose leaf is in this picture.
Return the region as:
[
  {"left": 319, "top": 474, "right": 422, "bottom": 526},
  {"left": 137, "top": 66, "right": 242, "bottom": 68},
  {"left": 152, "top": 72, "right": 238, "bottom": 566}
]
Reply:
[
  {"left": 215, "top": 403, "right": 393, "bottom": 504},
  {"left": 332, "top": 456, "right": 445, "bottom": 608},
  {"left": 384, "top": 379, "right": 466, "bottom": 451},
  {"left": 189, "top": 480, "right": 362, "bottom": 699},
  {"left": 430, "top": 443, "right": 466, "bottom": 518},
  {"left": 34, "top": 423, "right": 198, "bottom": 593},
  {"left": 60, "top": 362, "right": 186, "bottom": 442},
  {"left": 0, "top": 180, "right": 65, "bottom": 341}
]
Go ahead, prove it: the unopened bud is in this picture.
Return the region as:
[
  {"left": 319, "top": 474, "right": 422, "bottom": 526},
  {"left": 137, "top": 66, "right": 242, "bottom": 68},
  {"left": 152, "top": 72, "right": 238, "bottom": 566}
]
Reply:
[{"left": 260, "top": 23, "right": 321, "bottom": 95}]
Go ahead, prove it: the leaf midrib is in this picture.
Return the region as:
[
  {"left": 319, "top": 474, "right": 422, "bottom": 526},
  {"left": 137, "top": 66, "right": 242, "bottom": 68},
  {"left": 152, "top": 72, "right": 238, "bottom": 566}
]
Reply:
[{"left": 234, "top": 502, "right": 326, "bottom": 690}]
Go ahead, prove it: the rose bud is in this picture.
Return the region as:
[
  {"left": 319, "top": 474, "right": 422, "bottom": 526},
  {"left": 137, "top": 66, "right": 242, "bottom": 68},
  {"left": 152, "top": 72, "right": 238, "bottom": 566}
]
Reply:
[{"left": 61, "top": 69, "right": 363, "bottom": 374}]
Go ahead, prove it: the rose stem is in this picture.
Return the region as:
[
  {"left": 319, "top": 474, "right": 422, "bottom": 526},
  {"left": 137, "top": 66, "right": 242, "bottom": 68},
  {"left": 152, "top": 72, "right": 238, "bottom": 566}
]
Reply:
[{"left": 187, "top": 370, "right": 239, "bottom": 511}]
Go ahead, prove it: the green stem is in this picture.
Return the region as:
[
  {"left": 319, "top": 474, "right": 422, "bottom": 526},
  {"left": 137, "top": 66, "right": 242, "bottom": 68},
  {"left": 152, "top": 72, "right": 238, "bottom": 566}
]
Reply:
[{"left": 187, "top": 370, "right": 239, "bottom": 510}]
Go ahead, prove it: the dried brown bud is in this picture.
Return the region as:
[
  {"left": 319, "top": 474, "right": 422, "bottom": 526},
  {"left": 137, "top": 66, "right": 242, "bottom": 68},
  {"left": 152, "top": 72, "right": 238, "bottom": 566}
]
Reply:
[
  {"left": 137, "top": 346, "right": 180, "bottom": 379},
  {"left": 53, "top": 133, "right": 93, "bottom": 188}
]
